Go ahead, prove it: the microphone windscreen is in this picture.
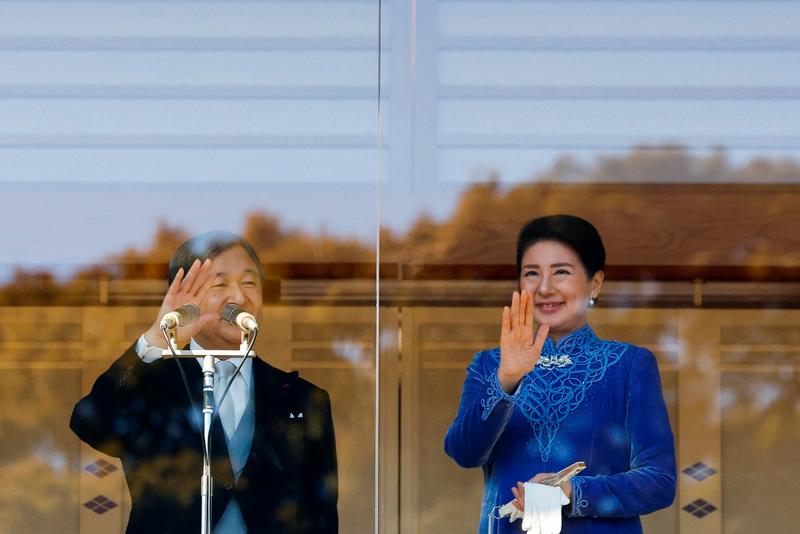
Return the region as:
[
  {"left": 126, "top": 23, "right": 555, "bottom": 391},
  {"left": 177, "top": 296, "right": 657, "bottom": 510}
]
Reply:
[
  {"left": 221, "top": 303, "right": 243, "bottom": 326},
  {"left": 177, "top": 303, "right": 200, "bottom": 324}
]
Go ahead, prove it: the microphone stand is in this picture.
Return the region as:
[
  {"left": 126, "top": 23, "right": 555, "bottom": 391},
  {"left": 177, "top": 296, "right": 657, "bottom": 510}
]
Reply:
[{"left": 161, "top": 328, "right": 256, "bottom": 534}]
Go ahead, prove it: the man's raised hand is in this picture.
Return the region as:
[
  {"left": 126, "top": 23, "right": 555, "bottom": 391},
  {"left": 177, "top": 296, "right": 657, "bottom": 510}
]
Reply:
[{"left": 143, "top": 258, "right": 217, "bottom": 350}]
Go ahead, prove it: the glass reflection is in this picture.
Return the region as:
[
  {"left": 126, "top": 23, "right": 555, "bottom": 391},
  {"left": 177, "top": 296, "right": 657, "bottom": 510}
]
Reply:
[
  {"left": 378, "top": 0, "right": 798, "bottom": 533},
  {"left": 0, "top": 1, "right": 379, "bottom": 532}
]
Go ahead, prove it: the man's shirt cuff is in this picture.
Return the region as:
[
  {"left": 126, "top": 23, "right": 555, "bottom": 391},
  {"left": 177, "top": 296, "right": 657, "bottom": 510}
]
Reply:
[{"left": 135, "top": 334, "right": 164, "bottom": 363}]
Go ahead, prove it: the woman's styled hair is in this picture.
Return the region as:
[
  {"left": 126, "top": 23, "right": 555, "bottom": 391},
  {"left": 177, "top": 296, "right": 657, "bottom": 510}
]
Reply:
[
  {"left": 515, "top": 215, "right": 606, "bottom": 278},
  {"left": 168, "top": 231, "right": 265, "bottom": 285}
]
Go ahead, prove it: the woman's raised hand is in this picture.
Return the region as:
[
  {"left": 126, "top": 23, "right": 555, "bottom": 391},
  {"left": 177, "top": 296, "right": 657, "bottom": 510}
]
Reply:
[{"left": 497, "top": 290, "right": 549, "bottom": 393}]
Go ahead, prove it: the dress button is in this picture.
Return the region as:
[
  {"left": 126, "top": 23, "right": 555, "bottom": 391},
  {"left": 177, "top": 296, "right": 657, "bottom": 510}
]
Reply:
[{"left": 224, "top": 482, "right": 234, "bottom": 490}]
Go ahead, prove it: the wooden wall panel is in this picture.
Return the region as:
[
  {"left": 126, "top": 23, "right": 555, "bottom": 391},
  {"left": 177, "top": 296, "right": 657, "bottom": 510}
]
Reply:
[{"left": 2, "top": 305, "right": 798, "bottom": 533}]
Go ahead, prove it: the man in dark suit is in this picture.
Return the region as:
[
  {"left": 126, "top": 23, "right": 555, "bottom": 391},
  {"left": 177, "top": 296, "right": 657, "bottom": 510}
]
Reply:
[{"left": 71, "top": 232, "right": 338, "bottom": 533}]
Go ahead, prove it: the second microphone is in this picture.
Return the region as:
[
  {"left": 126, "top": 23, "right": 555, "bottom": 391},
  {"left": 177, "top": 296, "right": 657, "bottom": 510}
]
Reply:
[{"left": 222, "top": 303, "right": 258, "bottom": 332}]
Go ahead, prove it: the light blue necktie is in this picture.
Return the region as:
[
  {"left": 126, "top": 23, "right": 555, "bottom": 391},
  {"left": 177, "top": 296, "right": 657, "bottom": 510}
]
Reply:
[
  {"left": 214, "top": 360, "right": 237, "bottom": 439},
  {"left": 212, "top": 360, "right": 249, "bottom": 534}
]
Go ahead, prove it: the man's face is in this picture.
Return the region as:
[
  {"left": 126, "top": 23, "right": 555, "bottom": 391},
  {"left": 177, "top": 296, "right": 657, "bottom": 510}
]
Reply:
[{"left": 194, "top": 246, "right": 263, "bottom": 350}]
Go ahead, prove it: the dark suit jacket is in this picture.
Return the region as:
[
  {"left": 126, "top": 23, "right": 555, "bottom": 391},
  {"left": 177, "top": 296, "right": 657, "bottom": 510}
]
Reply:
[{"left": 71, "top": 344, "right": 338, "bottom": 533}]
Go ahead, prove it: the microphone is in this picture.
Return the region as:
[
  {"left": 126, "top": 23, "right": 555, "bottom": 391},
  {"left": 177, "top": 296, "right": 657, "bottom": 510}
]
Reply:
[
  {"left": 159, "top": 304, "right": 200, "bottom": 330},
  {"left": 222, "top": 304, "right": 258, "bottom": 332}
]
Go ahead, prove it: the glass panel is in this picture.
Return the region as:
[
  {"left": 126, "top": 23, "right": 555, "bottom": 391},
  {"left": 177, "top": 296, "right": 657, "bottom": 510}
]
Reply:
[
  {"left": 380, "top": 2, "right": 798, "bottom": 534},
  {"left": 0, "top": 2, "right": 379, "bottom": 533}
]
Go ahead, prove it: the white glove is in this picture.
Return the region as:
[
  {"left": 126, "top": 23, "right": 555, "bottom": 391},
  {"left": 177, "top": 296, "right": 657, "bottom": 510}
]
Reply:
[
  {"left": 508, "top": 507, "right": 524, "bottom": 523},
  {"left": 498, "top": 500, "right": 524, "bottom": 523},
  {"left": 520, "top": 483, "right": 569, "bottom": 534}
]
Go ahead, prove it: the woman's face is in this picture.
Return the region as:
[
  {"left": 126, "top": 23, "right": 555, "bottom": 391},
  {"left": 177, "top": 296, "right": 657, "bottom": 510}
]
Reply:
[{"left": 518, "top": 240, "right": 604, "bottom": 341}]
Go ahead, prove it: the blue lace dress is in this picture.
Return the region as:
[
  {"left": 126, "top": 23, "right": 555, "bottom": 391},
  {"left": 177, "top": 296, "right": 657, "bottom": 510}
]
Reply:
[{"left": 444, "top": 324, "right": 676, "bottom": 533}]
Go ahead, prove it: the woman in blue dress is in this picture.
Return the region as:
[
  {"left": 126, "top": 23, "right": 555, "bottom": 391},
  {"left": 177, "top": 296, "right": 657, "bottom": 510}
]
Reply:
[{"left": 445, "top": 215, "right": 676, "bottom": 533}]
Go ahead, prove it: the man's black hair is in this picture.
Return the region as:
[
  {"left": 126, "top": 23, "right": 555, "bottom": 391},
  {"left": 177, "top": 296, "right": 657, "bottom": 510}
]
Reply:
[{"left": 168, "top": 231, "right": 265, "bottom": 285}]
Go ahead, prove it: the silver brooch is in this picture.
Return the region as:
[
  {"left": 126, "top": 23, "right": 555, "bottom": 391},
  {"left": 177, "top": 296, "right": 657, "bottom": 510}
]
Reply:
[{"left": 537, "top": 354, "right": 573, "bottom": 369}]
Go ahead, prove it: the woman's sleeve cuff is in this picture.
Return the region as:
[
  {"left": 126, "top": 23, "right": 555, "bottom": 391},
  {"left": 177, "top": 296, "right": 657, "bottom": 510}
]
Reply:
[
  {"left": 479, "top": 366, "right": 521, "bottom": 421},
  {"left": 568, "top": 477, "right": 589, "bottom": 517}
]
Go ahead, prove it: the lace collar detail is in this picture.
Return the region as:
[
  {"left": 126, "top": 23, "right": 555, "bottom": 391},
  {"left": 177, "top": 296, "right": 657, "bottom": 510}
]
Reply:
[
  {"left": 542, "top": 322, "right": 594, "bottom": 354},
  {"left": 481, "top": 324, "right": 627, "bottom": 461}
]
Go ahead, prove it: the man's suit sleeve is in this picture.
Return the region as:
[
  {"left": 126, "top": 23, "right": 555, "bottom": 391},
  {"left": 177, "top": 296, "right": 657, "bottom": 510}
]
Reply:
[
  {"left": 69, "top": 344, "right": 143, "bottom": 457},
  {"left": 305, "top": 386, "right": 338, "bottom": 533}
]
